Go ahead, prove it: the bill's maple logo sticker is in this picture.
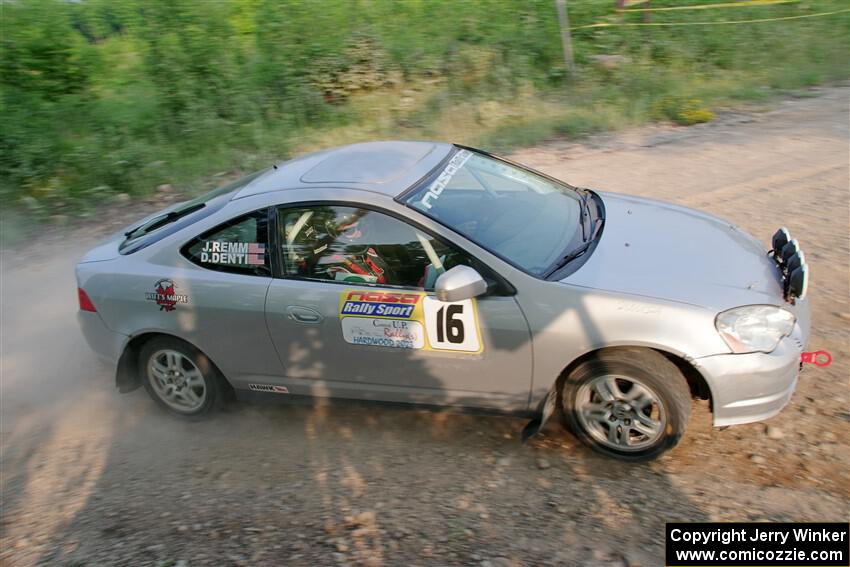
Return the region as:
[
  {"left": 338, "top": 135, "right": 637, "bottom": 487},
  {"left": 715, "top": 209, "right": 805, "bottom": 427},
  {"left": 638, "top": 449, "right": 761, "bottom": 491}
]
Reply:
[{"left": 145, "top": 279, "right": 188, "bottom": 312}]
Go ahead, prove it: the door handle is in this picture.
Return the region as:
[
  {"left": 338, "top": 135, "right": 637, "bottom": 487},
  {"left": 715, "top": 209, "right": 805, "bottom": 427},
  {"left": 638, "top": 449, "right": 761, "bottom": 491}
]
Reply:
[{"left": 286, "top": 305, "right": 323, "bottom": 324}]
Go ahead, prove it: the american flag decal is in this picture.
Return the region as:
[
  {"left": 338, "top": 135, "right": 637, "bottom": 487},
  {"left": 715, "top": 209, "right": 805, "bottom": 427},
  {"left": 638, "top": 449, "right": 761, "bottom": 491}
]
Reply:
[{"left": 247, "top": 243, "right": 266, "bottom": 265}]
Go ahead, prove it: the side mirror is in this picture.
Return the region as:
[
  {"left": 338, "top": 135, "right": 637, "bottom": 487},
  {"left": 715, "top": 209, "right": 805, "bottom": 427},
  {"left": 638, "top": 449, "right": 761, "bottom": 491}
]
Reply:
[{"left": 434, "top": 265, "right": 488, "bottom": 302}]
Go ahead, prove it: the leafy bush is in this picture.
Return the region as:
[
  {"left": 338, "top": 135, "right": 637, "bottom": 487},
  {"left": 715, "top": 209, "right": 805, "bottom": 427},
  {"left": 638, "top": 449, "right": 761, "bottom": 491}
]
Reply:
[{"left": 653, "top": 96, "right": 716, "bottom": 125}]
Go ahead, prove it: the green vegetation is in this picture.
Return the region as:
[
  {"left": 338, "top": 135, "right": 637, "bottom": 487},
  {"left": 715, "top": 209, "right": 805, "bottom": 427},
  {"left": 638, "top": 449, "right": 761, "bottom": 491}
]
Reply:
[
  {"left": 652, "top": 96, "right": 715, "bottom": 125},
  {"left": 1, "top": 0, "right": 848, "bottom": 216}
]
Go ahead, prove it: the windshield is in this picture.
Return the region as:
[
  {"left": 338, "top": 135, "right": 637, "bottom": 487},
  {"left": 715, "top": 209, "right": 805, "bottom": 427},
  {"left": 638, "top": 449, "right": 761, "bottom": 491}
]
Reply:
[
  {"left": 120, "top": 170, "right": 265, "bottom": 254},
  {"left": 404, "top": 148, "right": 585, "bottom": 276}
]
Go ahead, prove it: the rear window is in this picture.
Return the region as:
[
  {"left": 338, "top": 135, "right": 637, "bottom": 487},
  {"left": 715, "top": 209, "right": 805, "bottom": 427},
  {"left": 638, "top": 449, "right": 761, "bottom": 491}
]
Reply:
[
  {"left": 119, "top": 171, "right": 265, "bottom": 255},
  {"left": 182, "top": 209, "right": 271, "bottom": 277}
]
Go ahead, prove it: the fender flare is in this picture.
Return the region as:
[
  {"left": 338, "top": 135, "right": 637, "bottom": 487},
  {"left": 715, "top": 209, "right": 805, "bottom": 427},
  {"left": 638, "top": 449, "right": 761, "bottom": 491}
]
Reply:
[
  {"left": 116, "top": 344, "right": 141, "bottom": 393},
  {"left": 521, "top": 386, "right": 558, "bottom": 442},
  {"left": 114, "top": 331, "right": 231, "bottom": 395},
  {"left": 520, "top": 346, "right": 711, "bottom": 441}
]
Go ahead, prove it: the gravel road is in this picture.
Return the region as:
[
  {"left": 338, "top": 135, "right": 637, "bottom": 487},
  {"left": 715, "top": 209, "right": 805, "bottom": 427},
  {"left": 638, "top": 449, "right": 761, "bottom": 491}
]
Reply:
[{"left": 2, "top": 86, "right": 848, "bottom": 567}]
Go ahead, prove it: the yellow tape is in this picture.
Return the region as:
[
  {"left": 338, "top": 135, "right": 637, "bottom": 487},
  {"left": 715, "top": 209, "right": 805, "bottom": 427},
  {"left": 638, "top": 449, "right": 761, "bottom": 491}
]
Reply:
[
  {"left": 571, "top": 7, "right": 850, "bottom": 30},
  {"left": 621, "top": 0, "right": 800, "bottom": 12}
]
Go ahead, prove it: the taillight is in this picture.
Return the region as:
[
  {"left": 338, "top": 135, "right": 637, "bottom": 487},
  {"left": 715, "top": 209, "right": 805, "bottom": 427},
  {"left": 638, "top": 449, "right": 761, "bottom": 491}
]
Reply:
[{"left": 78, "top": 288, "right": 97, "bottom": 312}]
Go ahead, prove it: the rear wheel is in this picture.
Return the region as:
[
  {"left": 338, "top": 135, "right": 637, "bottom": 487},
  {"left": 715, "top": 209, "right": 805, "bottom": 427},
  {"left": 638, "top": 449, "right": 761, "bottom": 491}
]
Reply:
[
  {"left": 561, "top": 348, "right": 691, "bottom": 461},
  {"left": 140, "top": 337, "right": 220, "bottom": 417}
]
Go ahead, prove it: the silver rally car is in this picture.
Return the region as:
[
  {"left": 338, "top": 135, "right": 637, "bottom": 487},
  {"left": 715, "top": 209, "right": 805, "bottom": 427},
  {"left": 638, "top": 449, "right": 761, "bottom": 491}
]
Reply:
[{"left": 76, "top": 141, "right": 811, "bottom": 460}]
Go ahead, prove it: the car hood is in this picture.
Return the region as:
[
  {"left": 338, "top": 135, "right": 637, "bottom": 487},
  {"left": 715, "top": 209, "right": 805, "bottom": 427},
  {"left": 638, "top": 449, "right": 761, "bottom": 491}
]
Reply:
[{"left": 561, "top": 192, "right": 785, "bottom": 311}]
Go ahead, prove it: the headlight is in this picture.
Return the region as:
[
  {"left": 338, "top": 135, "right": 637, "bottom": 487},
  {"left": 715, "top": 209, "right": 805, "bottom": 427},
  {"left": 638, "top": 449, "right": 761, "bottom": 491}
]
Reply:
[{"left": 715, "top": 305, "right": 795, "bottom": 353}]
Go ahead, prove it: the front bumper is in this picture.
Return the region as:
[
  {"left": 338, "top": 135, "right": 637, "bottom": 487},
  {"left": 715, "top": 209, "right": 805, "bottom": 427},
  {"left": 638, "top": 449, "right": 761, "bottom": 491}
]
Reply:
[{"left": 696, "top": 321, "right": 808, "bottom": 427}]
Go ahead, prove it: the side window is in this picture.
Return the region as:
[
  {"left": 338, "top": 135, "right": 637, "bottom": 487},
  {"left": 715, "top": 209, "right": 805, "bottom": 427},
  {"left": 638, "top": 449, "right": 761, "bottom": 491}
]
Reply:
[
  {"left": 278, "top": 205, "right": 474, "bottom": 290},
  {"left": 183, "top": 209, "right": 270, "bottom": 276}
]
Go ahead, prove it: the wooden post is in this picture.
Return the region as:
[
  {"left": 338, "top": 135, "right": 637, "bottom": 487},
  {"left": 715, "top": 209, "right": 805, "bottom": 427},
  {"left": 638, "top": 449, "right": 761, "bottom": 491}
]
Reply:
[
  {"left": 555, "top": 0, "right": 576, "bottom": 76},
  {"left": 643, "top": 0, "right": 652, "bottom": 22}
]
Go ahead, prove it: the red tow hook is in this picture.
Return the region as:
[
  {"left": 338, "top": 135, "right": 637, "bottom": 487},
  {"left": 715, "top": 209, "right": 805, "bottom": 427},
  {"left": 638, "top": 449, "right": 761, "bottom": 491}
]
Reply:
[{"left": 801, "top": 350, "right": 832, "bottom": 367}]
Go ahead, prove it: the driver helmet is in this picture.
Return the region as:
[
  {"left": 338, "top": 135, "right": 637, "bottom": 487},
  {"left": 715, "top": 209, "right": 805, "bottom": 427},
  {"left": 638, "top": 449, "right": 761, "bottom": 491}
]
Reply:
[{"left": 326, "top": 211, "right": 370, "bottom": 253}]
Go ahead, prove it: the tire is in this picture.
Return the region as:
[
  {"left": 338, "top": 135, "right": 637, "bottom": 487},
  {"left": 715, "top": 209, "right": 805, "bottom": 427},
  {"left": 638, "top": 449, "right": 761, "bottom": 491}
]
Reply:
[
  {"left": 139, "top": 337, "right": 221, "bottom": 418},
  {"left": 560, "top": 348, "right": 691, "bottom": 461}
]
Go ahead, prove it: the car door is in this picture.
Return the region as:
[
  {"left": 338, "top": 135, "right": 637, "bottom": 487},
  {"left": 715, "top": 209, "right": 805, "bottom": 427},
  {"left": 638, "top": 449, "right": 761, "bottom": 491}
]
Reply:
[
  {"left": 264, "top": 203, "right": 533, "bottom": 410},
  {"left": 176, "top": 209, "right": 283, "bottom": 384}
]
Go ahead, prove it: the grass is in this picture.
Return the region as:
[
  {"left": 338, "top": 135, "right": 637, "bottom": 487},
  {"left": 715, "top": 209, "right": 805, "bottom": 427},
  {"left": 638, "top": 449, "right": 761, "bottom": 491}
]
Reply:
[{"left": 1, "top": 0, "right": 848, "bottom": 226}]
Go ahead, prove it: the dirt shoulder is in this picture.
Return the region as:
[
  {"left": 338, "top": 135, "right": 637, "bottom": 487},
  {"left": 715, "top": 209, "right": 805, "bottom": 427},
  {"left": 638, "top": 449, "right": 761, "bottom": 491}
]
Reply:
[{"left": 1, "top": 86, "right": 848, "bottom": 567}]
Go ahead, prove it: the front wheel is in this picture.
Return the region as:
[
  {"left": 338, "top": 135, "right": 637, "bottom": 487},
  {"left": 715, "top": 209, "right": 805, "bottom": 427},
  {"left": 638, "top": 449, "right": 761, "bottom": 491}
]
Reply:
[
  {"left": 140, "top": 337, "right": 220, "bottom": 418},
  {"left": 561, "top": 348, "right": 691, "bottom": 461}
]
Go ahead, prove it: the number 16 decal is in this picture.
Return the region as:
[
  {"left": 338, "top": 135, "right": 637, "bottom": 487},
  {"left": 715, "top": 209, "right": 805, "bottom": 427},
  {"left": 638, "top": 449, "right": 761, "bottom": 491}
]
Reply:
[{"left": 423, "top": 297, "right": 482, "bottom": 353}]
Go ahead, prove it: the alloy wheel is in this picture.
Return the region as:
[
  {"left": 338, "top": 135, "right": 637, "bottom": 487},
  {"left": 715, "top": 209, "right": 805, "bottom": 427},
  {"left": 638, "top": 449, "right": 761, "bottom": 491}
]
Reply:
[
  {"left": 146, "top": 349, "right": 207, "bottom": 413},
  {"left": 575, "top": 374, "right": 666, "bottom": 451}
]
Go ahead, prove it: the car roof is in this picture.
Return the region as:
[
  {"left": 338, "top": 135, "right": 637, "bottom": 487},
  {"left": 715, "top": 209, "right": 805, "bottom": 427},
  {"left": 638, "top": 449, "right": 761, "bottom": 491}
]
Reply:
[{"left": 233, "top": 141, "right": 454, "bottom": 200}]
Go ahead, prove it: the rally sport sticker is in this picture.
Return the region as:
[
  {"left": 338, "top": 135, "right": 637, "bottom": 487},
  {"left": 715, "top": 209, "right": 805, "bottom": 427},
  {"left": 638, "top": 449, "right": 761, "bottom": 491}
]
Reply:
[{"left": 338, "top": 289, "right": 481, "bottom": 353}]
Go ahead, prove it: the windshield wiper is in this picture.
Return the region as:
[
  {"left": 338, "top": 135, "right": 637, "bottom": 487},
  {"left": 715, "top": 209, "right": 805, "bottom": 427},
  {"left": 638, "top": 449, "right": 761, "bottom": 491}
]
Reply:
[
  {"left": 577, "top": 188, "right": 594, "bottom": 242},
  {"left": 545, "top": 218, "right": 604, "bottom": 278},
  {"left": 125, "top": 203, "right": 205, "bottom": 240}
]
